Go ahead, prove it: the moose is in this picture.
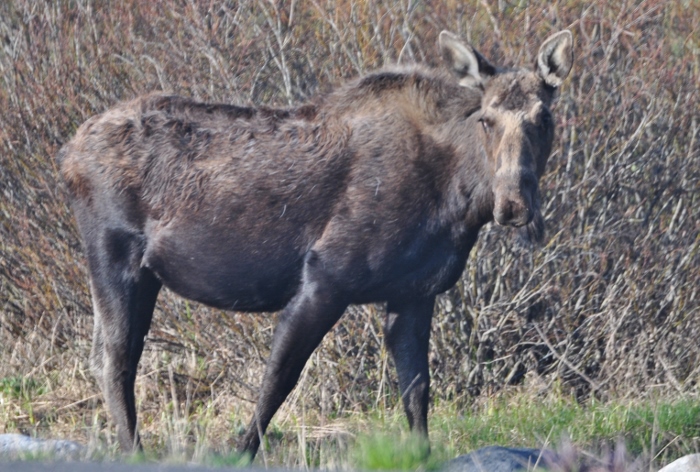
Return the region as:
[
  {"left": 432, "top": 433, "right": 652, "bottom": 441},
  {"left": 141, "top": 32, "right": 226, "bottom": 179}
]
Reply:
[{"left": 57, "top": 30, "right": 573, "bottom": 457}]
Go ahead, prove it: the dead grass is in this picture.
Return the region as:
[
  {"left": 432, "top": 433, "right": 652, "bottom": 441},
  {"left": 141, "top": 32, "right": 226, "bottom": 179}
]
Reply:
[{"left": 1, "top": 0, "right": 699, "bottom": 468}]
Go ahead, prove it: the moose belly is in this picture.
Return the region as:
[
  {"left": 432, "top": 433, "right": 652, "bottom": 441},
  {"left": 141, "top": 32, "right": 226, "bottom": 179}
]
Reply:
[{"left": 142, "top": 222, "right": 304, "bottom": 312}]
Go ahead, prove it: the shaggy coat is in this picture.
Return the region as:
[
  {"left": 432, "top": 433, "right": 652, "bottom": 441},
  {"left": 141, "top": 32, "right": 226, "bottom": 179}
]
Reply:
[{"left": 58, "top": 30, "right": 573, "bottom": 457}]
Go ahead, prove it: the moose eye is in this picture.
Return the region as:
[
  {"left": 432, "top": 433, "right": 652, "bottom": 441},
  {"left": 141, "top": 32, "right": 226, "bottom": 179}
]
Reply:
[{"left": 478, "top": 116, "right": 493, "bottom": 133}]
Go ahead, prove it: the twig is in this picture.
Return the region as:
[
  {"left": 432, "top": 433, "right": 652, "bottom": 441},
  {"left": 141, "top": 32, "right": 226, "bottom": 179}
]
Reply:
[{"left": 533, "top": 323, "right": 601, "bottom": 392}]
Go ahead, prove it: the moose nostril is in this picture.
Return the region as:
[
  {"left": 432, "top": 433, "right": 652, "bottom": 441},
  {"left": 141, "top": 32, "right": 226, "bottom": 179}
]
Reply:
[
  {"left": 495, "top": 200, "right": 514, "bottom": 225},
  {"left": 496, "top": 199, "right": 531, "bottom": 226},
  {"left": 502, "top": 201, "right": 515, "bottom": 221}
]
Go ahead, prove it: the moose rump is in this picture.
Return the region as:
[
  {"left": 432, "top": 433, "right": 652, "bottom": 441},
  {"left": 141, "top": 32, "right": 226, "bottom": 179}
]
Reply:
[{"left": 57, "top": 29, "right": 573, "bottom": 458}]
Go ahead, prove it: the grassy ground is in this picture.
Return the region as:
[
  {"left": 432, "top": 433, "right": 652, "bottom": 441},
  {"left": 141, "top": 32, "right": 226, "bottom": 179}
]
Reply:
[
  {"left": 1, "top": 0, "right": 699, "bottom": 470},
  {"left": 2, "top": 374, "right": 699, "bottom": 469}
]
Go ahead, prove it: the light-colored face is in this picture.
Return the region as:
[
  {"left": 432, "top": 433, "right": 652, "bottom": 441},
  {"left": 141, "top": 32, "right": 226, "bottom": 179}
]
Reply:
[
  {"left": 439, "top": 30, "right": 573, "bottom": 233},
  {"left": 479, "top": 71, "right": 555, "bottom": 227}
]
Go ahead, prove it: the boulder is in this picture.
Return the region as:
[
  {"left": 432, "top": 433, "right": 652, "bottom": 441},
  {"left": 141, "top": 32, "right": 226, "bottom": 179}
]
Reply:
[
  {"left": 443, "top": 446, "right": 559, "bottom": 472},
  {"left": 658, "top": 454, "right": 700, "bottom": 472},
  {"left": 0, "top": 433, "right": 85, "bottom": 460}
]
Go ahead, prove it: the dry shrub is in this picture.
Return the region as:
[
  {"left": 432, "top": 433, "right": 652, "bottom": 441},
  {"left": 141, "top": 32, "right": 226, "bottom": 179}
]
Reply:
[{"left": 0, "top": 0, "right": 698, "bottom": 448}]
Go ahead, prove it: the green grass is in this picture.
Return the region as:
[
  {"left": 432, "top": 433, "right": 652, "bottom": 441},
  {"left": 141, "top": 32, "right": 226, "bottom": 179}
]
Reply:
[
  {"left": 296, "top": 392, "right": 700, "bottom": 469},
  {"left": 248, "top": 391, "right": 699, "bottom": 469},
  {"left": 427, "top": 392, "right": 700, "bottom": 467},
  {"left": 1, "top": 380, "right": 698, "bottom": 469},
  {"left": 0, "top": 376, "right": 46, "bottom": 401},
  {"left": 351, "top": 433, "right": 441, "bottom": 471}
]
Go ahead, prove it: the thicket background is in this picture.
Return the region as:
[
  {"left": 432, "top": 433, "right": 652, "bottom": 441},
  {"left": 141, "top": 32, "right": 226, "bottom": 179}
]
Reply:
[{"left": 1, "top": 0, "right": 699, "bottom": 457}]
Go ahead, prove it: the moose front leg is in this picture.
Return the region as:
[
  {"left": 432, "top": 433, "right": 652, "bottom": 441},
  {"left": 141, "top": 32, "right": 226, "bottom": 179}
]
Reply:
[
  {"left": 383, "top": 296, "right": 436, "bottom": 438},
  {"left": 239, "top": 253, "right": 348, "bottom": 460}
]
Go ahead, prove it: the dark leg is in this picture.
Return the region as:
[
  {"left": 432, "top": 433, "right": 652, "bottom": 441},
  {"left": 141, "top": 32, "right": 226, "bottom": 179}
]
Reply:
[
  {"left": 239, "top": 254, "right": 348, "bottom": 459},
  {"left": 86, "top": 228, "right": 161, "bottom": 452},
  {"left": 89, "top": 281, "right": 107, "bottom": 392},
  {"left": 383, "top": 296, "right": 435, "bottom": 438}
]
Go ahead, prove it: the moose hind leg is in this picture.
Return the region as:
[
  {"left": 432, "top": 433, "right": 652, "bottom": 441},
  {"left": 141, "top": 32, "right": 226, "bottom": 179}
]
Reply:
[
  {"left": 89, "top": 289, "right": 107, "bottom": 392},
  {"left": 87, "top": 228, "right": 161, "bottom": 452},
  {"left": 239, "top": 252, "right": 348, "bottom": 459},
  {"left": 383, "top": 296, "right": 436, "bottom": 438}
]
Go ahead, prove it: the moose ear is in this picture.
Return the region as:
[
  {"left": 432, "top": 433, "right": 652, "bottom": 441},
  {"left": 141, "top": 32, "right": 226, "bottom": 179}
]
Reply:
[
  {"left": 439, "top": 31, "right": 496, "bottom": 86},
  {"left": 536, "top": 30, "right": 573, "bottom": 88}
]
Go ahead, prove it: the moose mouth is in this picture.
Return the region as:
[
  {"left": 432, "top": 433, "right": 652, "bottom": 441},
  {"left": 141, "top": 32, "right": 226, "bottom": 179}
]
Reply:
[
  {"left": 507, "top": 212, "right": 534, "bottom": 228},
  {"left": 493, "top": 203, "right": 534, "bottom": 228}
]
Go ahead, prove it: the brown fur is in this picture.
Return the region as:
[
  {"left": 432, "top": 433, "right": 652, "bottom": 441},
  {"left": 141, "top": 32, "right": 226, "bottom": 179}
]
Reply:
[{"left": 57, "top": 31, "right": 573, "bottom": 457}]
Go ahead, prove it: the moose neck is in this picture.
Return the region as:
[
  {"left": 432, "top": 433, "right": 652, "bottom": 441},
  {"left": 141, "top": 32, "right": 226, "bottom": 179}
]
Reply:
[
  {"left": 370, "top": 69, "right": 496, "bottom": 235},
  {"left": 323, "top": 67, "right": 497, "bottom": 238}
]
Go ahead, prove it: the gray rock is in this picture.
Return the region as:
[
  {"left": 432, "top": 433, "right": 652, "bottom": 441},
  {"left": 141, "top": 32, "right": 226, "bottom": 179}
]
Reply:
[
  {"left": 0, "top": 433, "right": 85, "bottom": 460},
  {"left": 658, "top": 454, "right": 700, "bottom": 472},
  {"left": 444, "top": 446, "right": 559, "bottom": 472}
]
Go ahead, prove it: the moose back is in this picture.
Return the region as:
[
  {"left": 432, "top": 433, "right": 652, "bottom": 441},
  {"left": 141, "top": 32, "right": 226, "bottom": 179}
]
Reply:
[{"left": 58, "top": 30, "right": 573, "bottom": 457}]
